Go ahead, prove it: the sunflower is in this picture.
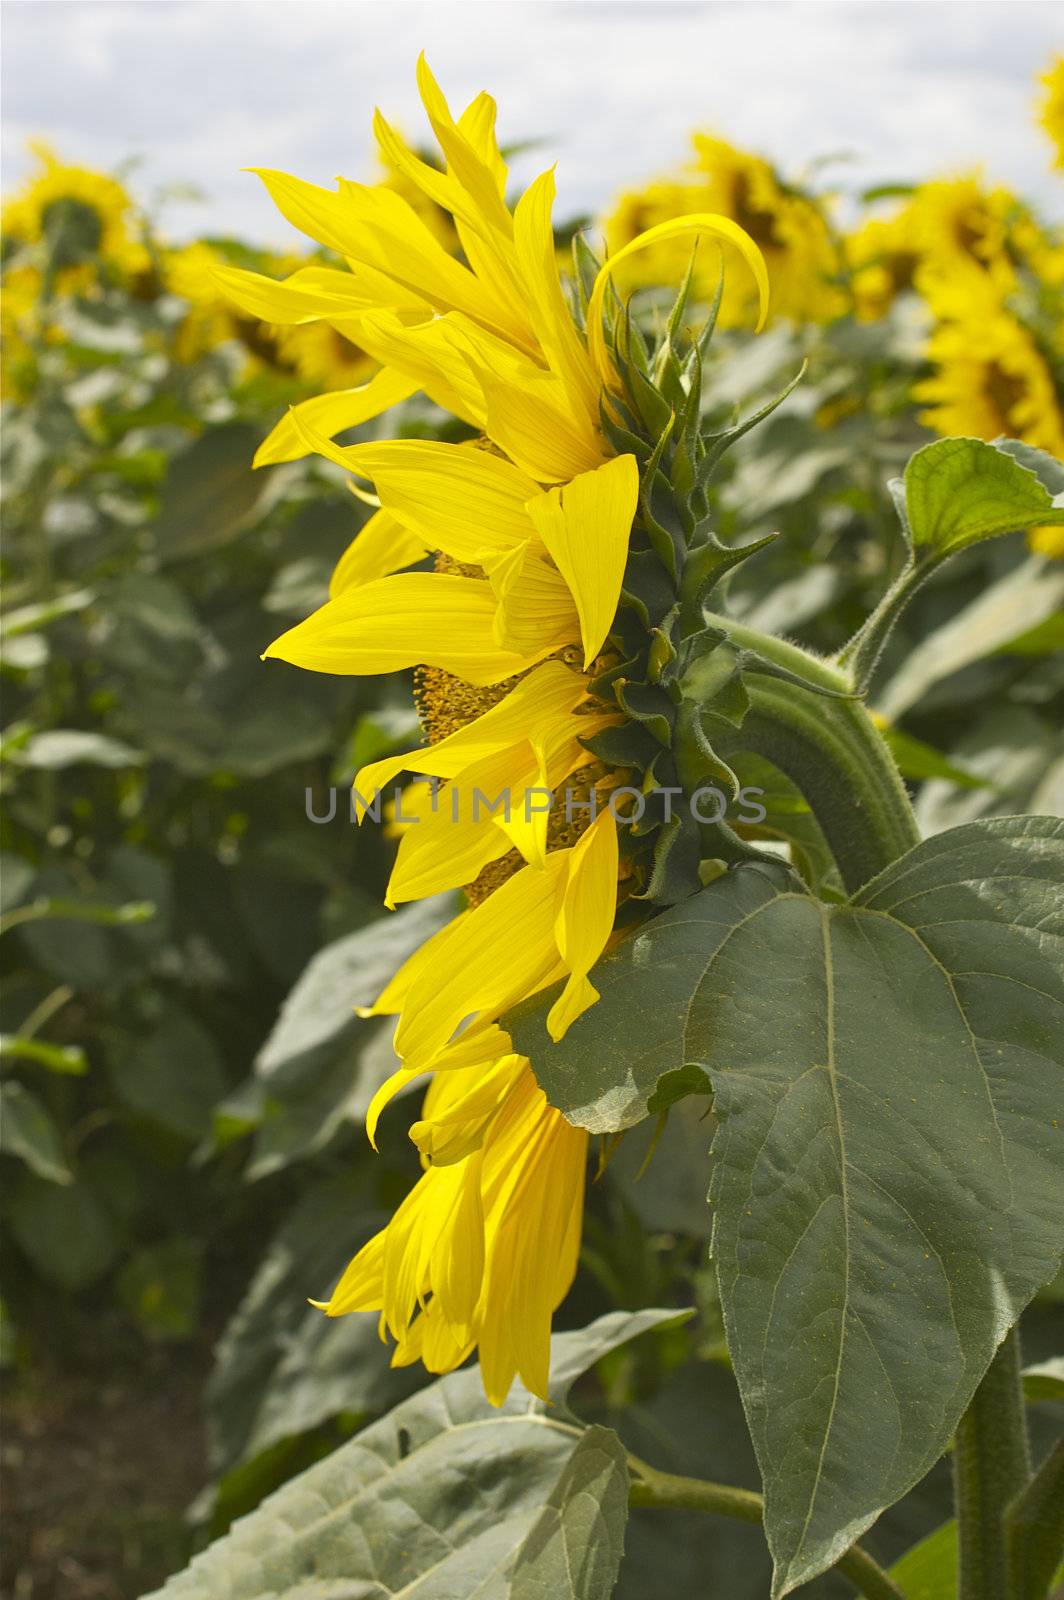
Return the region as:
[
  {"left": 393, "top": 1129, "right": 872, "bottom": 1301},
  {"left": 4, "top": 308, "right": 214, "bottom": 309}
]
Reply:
[
  {"left": 845, "top": 209, "right": 920, "bottom": 322},
  {"left": 0, "top": 262, "right": 43, "bottom": 401},
  {"left": 223, "top": 56, "right": 768, "bottom": 1404},
  {"left": 1, "top": 140, "right": 150, "bottom": 285},
  {"left": 915, "top": 299, "right": 1064, "bottom": 458},
  {"left": 605, "top": 135, "right": 844, "bottom": 327},
  {"left": 1038, "top": 55, "right": 1064, "bottom": 172}
]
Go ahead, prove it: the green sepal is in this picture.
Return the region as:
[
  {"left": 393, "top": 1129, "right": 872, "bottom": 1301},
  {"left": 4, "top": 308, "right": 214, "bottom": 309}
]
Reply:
[
  {"left": 679, "top": 530, "right": 778, "bottom": 625},
  {"left": 673, "top": 697, "right": 742, "bottom": 795},
  {"left": 581, "top": 722, "right": 661, "bottom": 769},
  {"left": 599, "top": 404, "right": 652, "bottom": 464},
  {"left": 636, "top": 810, "right": 703, "bottom": 905},
  {"left": 627, "top": 360, "right": 675, "bottom": 440},
  {"left": 569, "top": 231, "right": 600, "bottom": 321},
  {"left": 697, "top": 363, "right": 806, "bottom": 486},
  {"left": 646, "top": 626, "right": 678, "bottom": 684},
  {"left": 614, "top": 680, "right": 675, "bottom": 746},
  {"left": 620, "top": 548, "right": 679, "bottom": 629}
]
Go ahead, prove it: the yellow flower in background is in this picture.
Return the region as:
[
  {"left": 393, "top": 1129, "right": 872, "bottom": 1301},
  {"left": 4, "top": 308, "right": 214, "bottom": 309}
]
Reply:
[
  {"left": 846, "top": 209, "right": 920, "bottom": 322},
  {"left": 916, "top": 300, "right": 1064, "bottom": 458},
  {"left": 1, "top": 140, "right": 150, "bottom": 283},
  {"left": 606, "top": 134, "right": 844, "bottom": 327},
  {"left": 0, "top": 263, "right": 43, "bottom": 401},
  {"left": 229, "top": 57, "right": 767, "bottom": 1403},
  {"left": 1038, "top": 56, "right": 1064, "bottom": 171},
  {"left": 270, "top": 319, "right": 374, "bottom": 391},
  {"left": 164, "top": 240, "right": 247, "bottom": 361},
  {"left": 1029, "top": 524, "right": 1064, "bottom": 559}
]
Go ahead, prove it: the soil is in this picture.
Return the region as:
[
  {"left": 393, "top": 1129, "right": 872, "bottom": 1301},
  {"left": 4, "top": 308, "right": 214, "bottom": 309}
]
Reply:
[{"left": 1, "top": 1314, "right": 209, "bottom": 1600}]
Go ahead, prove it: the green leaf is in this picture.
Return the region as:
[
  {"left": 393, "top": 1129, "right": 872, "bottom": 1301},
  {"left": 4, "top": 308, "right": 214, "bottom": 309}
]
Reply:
[
  {"left": 237, "top": 897, "right": 455, "bottom": 1176},
  {"left": 904, "top": 437, "right": 1064, "bottom": 556},
  {"left": 993, "top": 437, "right": 1064, "bottom": 496},
  {"left": 888, "top": 1519, "right": 958, "bottom": 1600},
  {"left": 516, "top": 816, "right": 1064, "bottom": 1594},
  {"left": 509, "top": 1427, "right": 629, "bottom": 1600},
  {"left": 144, "top": 1310, "right": 678, "bottom": 1600},
  {"left": 0, "top": 1080, "right": 72, "bottom": 1182},
  {"left": 6, "top": 1170, "right": 120, "bottom": 1290},
  {"left": 153, "top": 424, "right": 281, "bottom": 563},
  {"left": 206, "top": 1174, "right": 415, "bottom": 1479},
  {"left": 0, "top": 853, "right": 35, "bottom": 915},
  {"left": 876, "top": 723, "right": 988, "bottom": 789},
  {"left": 107, "top": 1006, "right": 226, "bottom": 1140},
  {"left": 1022, "top": 1358, "right": 1064, "bottom": 1404}
]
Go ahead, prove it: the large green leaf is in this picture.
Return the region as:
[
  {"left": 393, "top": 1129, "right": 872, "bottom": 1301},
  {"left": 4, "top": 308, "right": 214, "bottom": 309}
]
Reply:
[
  {"left": 236, "top": 896, "right": 455, "bottom": 1178},
  {"left": 153, "top": 424, "right": 282, "bottom": 562},
  {"left": 206, "top": 1174, "right": 415, "bottom": 1481},
  {"left": 904, "top": 436, "right": 1064, "bottom": 555},
  {"left": 144, "top": 1310, "right": 678, "bottom": 1600},
  {"left": 509, "top": 1427, "right": 628, "bottom": 1600},
  {"left": 515, "top": 816, "right": 1064, "bottom": 1594},
  {"left": 0, "top": 1080, "right": 72, "bottom": 1182}
]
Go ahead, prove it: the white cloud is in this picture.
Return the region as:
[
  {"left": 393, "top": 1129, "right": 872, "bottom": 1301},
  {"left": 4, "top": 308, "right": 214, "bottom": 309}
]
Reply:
[{"left": 2, "top": 0, "right": 1060, "bottom": 245}]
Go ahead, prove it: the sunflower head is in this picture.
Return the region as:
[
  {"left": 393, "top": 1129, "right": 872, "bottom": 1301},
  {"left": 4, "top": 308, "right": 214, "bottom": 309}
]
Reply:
[
  {"left": 2, "top": 141, "right": 150, "bottom": 285},
  {"left": 1038, "top": 55, "right": 1064, "bottom": 171},
  {"left": 606, "top": 135, "right": 845, "bottom": 328}
]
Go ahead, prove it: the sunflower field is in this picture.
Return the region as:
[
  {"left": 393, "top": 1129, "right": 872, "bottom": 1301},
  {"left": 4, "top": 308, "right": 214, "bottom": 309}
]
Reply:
[{"left": 1, "top": 50, "right": 1063, "bottom": 1600}]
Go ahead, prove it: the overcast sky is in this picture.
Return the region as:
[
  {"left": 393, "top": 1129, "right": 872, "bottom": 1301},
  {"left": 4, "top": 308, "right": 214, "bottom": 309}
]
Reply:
[{"left": 3, "top": 1, "right": 1062, "bottom": 247}]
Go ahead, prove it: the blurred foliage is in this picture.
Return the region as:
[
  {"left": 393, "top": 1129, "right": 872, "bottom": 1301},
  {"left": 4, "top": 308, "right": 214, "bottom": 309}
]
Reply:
[{"left": 2, "top": 65, "right": 1063, "bottom": 1598}]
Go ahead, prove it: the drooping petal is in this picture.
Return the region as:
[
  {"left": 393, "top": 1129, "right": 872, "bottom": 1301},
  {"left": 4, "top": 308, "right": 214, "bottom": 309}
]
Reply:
[
  {"left": 353, "top": 659, "right": 588, "bottom": 811},
  {"left": 525, "top": 455, "right": 639, "bottom": 667},
  {"left": 393, "top": 850, "right": 571, "bottom": 1066},
  {"left": 486, "top": 540, "right": 580, "bottom": 655},
  {"left": 547, "top": 808, "right": 620, "bottom": 1040},
  {"left": 449, "top": 320, "right": 607, "bottom": 482},
  {"left": 587, "top": 213, "right": 771, "bottom": 386}
]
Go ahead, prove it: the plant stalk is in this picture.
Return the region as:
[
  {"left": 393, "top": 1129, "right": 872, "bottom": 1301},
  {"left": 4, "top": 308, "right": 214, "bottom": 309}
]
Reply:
[
  {"left": 700, "top": 614, "right": 921, "bottom": 892},
  {"left": 1005, "top": 1436, "right": 1064, "bottom": 1600},
  {"left": 953, "top": 1327, "right": 1032, "bottom": 1600},
  {"left": 627, "top": 1455, "right": 906, "bottom": 1600}
]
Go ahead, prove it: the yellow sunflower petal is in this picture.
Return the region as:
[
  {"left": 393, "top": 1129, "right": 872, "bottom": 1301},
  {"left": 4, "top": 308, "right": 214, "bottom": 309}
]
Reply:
[
  {"left": 353, "top": 659, "right": 587, "bottom": 810},
  {"left": 394, "top": 851, "right": 570, "bottom": 1066},
  {"left": 211, "top": 260, "right": 371, "bottom": 325},
  {"left": 547, "top": 809, "right": 619, "bottom": 1040},
  {"left": 303, "top": 437, "right": 541, "bottom": 563},
  {"left": 254, "top": 370, "right": 419, "bottom": 468},
  {"left": 513, "top": 169, "right": 601, "bottom": 425},
  {"left": 587, "top": 213, "right": 770, "bottom": 387},
  {"left": 329, "top": 509, "right": 428, "bottom": 596},
  {"left": 525, "top": 455, "right": 639, "bottom": 667},
  {"left": 263, "top": 572, "right": 549, "bottom": 685}
]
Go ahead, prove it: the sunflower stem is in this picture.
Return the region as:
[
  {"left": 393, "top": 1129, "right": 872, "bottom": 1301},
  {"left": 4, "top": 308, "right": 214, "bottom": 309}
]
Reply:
[
  {"left": 627, "top": 1455, "right": 906, "bottom": 1600},
  {"left": 953, "top": 1327, "right": 1032, "bottom": 1600},
  {"left": 700, "top": 613, "right": 920, "bottom": 892}
]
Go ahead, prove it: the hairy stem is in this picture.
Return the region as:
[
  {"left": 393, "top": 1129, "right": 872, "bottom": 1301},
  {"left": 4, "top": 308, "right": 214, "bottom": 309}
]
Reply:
[
  {"left": 953, "top": 1327, "right": 1032, "bottom": 1600},
  {"left": 699, "top": 614, "right": 920, "bottom": 891},
  {"left": 1006, "top": 1435, "right": 1064, "bottom": 1600},
  {"left": 627, "top": 1455, "right": 906, "bottom": 1600}
]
